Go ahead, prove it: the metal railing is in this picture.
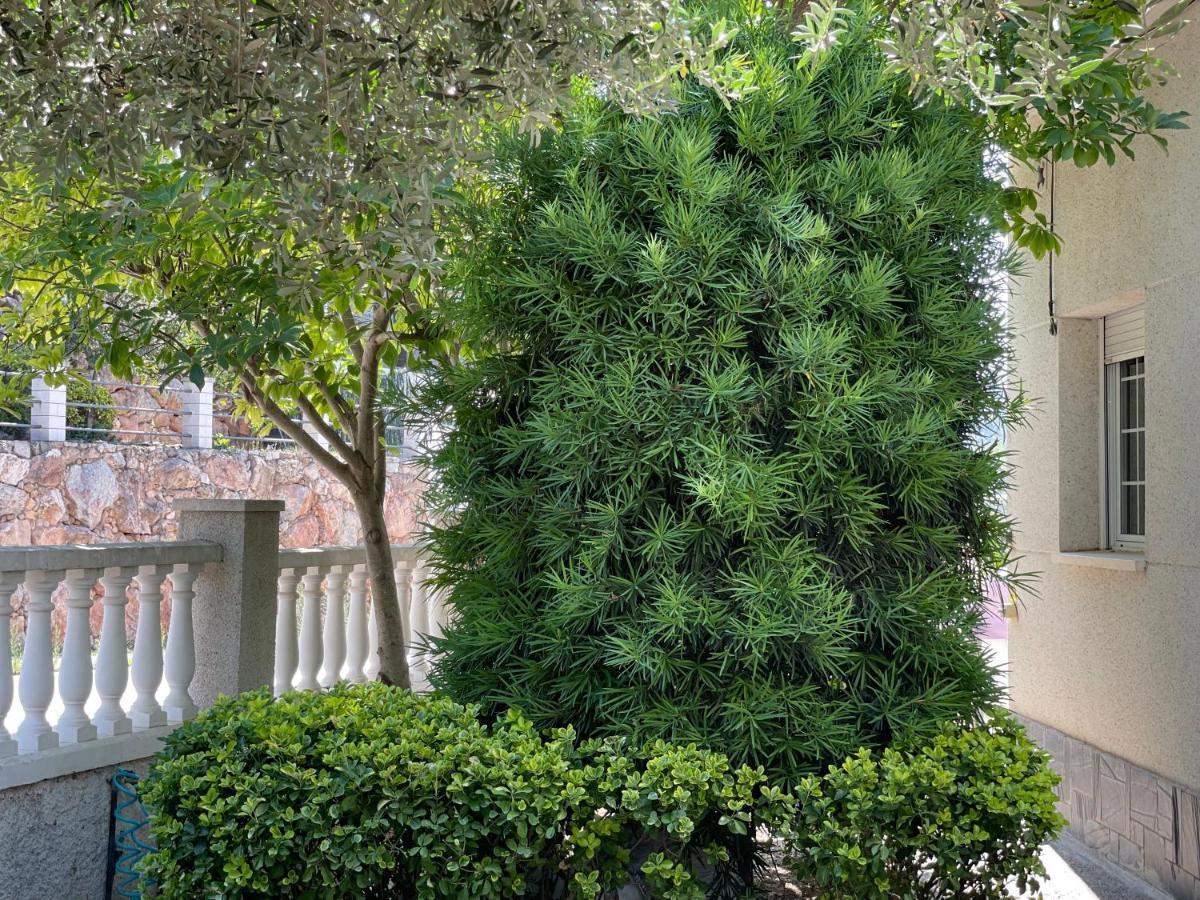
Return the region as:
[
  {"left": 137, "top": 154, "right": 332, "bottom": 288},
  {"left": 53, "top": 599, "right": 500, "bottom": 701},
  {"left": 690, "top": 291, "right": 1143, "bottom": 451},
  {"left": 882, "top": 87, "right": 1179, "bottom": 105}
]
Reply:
[{"left": 1, "top": 374, "right": 413, "bottom": 456}]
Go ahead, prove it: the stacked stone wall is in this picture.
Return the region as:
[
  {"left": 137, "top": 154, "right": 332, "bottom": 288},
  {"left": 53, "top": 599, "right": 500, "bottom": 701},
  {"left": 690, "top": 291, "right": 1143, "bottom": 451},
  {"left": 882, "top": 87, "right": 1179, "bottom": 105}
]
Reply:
[{"left": 0, "top": 439, "right": 424, "bottom": 642}]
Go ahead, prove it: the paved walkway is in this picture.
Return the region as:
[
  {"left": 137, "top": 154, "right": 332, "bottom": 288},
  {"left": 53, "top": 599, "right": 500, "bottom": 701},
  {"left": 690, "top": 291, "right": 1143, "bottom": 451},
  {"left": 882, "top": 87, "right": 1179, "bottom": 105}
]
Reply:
[
  {"left": 985, "top": 637, "right": 1168, "bottom": 899},
  {"left": 1042, "top": 835, "right": 1172, "bottom": 899}
]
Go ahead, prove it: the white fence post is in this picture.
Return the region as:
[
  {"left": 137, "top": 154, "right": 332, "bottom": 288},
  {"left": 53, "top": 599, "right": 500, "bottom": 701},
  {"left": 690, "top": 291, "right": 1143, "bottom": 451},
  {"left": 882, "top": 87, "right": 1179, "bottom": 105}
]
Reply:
[
  {"left": 345, "top": 567, "right": 369, "bottom": 684},
  {"left": 175, "top": 499, "right": 282, "bottom": 708},
  {"left": 301, "top": 411, "right": 330, "bottom": 451},
  {"left": 319, "top": 567, "right": 348, "bottom": 688},
  {"left": 29, "top": 377, "right": 66, "bottom": 442},
  {"left": 130, "top": 565, "right": 171, "bottom": 728},
  {"left": 0, "top": 573, "right": 19, "bottom": 758},
  {"left": 163, "top": 564, "right": 199, "bottom": 724},
  {"left": 181, "top": 378, "right": 215, "bottom": 450},
  {"left": 274, "top": 570, "right": 301, "bottom": 695},
  {"left": 57, "top": 568, "right": 100, "bottom": 744},
  {"left": 16, "top": 570, "right": 62, "bottom": 752},
  {"left": 95, "top": 567, "right": 137, "bottom": 737},
  {"left": 297, "top": 566, "right": 327, "bottom": 691}
]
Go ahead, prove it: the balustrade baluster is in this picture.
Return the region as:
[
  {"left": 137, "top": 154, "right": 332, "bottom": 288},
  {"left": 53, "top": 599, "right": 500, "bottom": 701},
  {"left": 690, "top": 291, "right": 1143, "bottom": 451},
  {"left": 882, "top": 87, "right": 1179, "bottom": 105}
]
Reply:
[
  {"left": 364, "top": 582, "right": 381, "bottom": 681},
  {"left": 395, "top": 559, "right": 413, "bottom": 652},
  {"left": 409, "top": 564, "right": 431, "bottom": 691},
  {"left": 17, "top": 570, "right": 62, "bottom": 752},
  {"left": 130, "top": 565, "right": 170, "bottom": 729},
  {"left": 320, "top": 567, "right": 348, "bottom": 688},
  {"left": 297, "top": 567, "right": 327, "bottom": 691},
  {"left": 344, "top": 567, "right": 369, "bottom": 684},
  {"left": 94, "top": 567, "right": 136, "bottom": 737},
  {"left": 0, "top": 573, "right": 19, "bottom": 757},
  {"left": 274, "top": 569, "right": 301, "bottom": 696},
  {"left": 163, "top": 564, "right": 199, "bottom": 724},
  {"left": 58, "top": 568, "right": 100, "bottom": 744}
]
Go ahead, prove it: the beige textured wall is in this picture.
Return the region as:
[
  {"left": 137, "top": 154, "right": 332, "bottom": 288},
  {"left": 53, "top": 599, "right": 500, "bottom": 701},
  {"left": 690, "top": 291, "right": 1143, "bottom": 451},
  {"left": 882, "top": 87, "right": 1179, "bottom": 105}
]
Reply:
[{"left": 1007, "top": 25, "right": 1200, "bottom": 791}]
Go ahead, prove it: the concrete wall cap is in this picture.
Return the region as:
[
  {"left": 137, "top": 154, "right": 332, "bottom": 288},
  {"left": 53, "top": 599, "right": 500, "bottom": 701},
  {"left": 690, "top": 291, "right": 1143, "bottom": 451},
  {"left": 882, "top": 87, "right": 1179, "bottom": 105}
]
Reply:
[{"left": 174, "top": 499, "right": 286, "bottom": 513}]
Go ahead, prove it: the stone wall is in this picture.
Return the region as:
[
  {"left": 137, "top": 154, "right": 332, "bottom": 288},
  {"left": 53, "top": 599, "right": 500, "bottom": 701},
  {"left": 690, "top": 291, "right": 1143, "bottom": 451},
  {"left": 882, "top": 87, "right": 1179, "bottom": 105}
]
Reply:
[
  {"left": 0, "top": 439, "right": 425, "bottom": 639},
  {"left": 0, "top": 439, "right": 422, "bottom": 547},
  {"left": 1021, "top": 715, "right": 1200, "bottom": 899}
]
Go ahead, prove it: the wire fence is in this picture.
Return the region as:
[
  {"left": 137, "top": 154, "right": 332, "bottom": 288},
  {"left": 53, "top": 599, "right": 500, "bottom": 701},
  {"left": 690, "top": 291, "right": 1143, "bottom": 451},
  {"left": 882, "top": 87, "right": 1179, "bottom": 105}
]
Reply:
[{"left": 0, "top": 374, "right": 413, "bottom": 456}]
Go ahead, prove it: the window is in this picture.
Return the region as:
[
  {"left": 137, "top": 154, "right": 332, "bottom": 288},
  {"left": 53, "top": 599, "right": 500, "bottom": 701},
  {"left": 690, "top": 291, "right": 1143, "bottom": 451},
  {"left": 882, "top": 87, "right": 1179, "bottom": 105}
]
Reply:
[{"left": 1103, "top": 307, "right": 1145, "bottom": 550}]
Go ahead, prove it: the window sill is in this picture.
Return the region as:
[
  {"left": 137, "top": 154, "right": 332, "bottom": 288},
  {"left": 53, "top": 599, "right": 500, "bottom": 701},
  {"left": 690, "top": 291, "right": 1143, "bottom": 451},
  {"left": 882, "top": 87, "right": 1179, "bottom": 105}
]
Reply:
[{"left": 1053, "top": 550, "right": 1146, "bottom": 572}]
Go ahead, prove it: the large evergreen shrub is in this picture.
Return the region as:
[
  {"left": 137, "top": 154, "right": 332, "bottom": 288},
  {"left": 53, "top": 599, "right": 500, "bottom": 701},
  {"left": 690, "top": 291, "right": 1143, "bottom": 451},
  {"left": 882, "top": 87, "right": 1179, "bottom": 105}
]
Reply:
[{"left": 428, "top": 3, "right": 1020, "bottom": 782}]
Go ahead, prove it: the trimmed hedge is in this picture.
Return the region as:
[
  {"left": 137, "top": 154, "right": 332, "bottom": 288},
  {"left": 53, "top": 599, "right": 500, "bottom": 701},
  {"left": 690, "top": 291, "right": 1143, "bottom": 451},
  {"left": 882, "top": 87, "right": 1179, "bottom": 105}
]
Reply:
[
  {"left": 140, "top": 687, "right": 1062, "bottom": 899},
  {"left": 140, "top": 684, "right": 786, "bottom": 899},
  {"left": 785, "top": 710, "right": 1066, "bottom": 899}
]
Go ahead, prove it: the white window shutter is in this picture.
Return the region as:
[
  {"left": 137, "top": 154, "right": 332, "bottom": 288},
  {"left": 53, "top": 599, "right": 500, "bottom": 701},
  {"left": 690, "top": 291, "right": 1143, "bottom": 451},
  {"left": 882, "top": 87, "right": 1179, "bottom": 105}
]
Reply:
[{"left": 1104, "top": 306, "right": 1145, "bottom": 364}]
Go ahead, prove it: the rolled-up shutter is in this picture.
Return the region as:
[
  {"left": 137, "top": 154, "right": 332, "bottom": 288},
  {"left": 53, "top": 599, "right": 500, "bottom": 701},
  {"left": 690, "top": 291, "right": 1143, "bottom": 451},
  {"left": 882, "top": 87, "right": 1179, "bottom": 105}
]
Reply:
[{"left": 1104, "top": 306, "right": 1145, "bottom": 364}]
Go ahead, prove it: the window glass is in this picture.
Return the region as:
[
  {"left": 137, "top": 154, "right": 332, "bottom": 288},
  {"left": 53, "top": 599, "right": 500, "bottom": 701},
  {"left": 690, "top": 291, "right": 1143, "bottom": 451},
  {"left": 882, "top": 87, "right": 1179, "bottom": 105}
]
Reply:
[{"left": 1117, "top": 357, "right": 1145, "bottom": 539}]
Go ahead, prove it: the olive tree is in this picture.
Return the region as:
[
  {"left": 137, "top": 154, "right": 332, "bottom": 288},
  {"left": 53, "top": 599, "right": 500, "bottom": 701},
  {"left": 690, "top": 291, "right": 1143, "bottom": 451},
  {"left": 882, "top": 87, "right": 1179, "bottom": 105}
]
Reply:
[{"left": 0, "top": 0, "right": 708, "bottom": 686}]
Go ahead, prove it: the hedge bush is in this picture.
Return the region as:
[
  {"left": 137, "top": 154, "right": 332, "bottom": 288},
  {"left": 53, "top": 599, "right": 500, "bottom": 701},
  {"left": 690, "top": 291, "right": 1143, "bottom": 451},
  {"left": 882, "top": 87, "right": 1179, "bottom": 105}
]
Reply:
[
  {"left": 140, "top": 684, "right": 788, "bottom": 899},
  {"left": 785, "top": 710, "right": 1066, "bottom": 899},
  {"left": 140, "top": 687, "right": 1062, "bottom": 899},
  {"left": 426, "top": 0, "right": 1020, "bottom": 783}
]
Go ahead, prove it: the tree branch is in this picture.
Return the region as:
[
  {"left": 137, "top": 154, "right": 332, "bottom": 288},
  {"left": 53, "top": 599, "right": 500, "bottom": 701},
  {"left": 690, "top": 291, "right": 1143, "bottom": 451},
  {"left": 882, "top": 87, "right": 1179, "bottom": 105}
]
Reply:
[
  {"left": 311, "top": 377, "right": 359, "bottom": 438},
  {"left": 237, "top": 371, "right": 357, "bottom": 486}
]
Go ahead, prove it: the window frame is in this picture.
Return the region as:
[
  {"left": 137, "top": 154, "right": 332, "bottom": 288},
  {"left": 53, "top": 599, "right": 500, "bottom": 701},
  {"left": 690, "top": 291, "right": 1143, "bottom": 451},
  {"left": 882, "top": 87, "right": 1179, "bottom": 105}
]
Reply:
[{"left": 1103, "top": 349, "right": 1145, "bottom": 552}]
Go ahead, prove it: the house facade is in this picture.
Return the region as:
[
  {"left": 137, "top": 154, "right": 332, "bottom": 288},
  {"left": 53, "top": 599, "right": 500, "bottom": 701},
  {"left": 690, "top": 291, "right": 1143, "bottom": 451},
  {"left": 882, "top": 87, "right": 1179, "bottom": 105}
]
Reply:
[{"left": 1008, "top": 24, "right": 1200, "bottom": 898}]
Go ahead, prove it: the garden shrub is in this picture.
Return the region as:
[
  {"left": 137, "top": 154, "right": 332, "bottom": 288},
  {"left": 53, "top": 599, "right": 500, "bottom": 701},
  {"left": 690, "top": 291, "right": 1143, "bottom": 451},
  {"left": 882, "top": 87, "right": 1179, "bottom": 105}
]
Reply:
[
  {"left": 784, "top": 710, "right": 1066, "bottom": 899},
  {"left": 427, "top": 0, "right": 1020, "bottom": 783},
  {"left": 139, "top": 684, "right": 791, "bottom": 899}
]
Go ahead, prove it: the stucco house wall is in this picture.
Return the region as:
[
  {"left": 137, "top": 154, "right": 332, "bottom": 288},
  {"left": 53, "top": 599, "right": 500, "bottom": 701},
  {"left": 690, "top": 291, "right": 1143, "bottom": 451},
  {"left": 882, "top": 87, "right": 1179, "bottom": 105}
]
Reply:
[{"left": 1007, "top": 23, "right": 1200, "bottom": 898}]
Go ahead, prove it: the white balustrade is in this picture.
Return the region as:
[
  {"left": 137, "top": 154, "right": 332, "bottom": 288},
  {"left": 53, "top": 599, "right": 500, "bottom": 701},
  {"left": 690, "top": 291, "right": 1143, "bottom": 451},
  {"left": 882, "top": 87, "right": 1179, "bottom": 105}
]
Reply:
[
  {"left": 409, "top": 564, "right": 431, "bottom": 691},
  {"left": 274, "top": 570, "right": 301, "bottom": 695},
  {"left": 365, "top": 588, "right": 381, "bottom": 681},
  {"left": 271, "top": 545, "right": 434, "bottom": 694},
  {"left": 130, "top": 565, "right": 170, "bottom": 728},
  {"left": 320, "top": 568, "right": 348, "bottom": 688},
  {"left": 0, "top": 574, "right": 19, "bottom": 758},
  {"left": 17, "top": 569, "right": 63, "bottom": 752},
  {"left": 344, "top": 567, "right": 369, "bottom": 684},
  {"left": 163, "top": 565, "right": 199, "bottom": 724},
  {"left": 95, "top": 568, "right": 135, "bottom": 737},
  {"left": 0, "top": 537, "right": 439, "bottom": 787},
  {"left": 58, "top": 568, "right": 100, "bottom": 744},
  {"left": 0, "top": 541, "right": 219, "bottom": 787},
  {"left": 297, "top": 566, "right": 327, "bottom": 692}
]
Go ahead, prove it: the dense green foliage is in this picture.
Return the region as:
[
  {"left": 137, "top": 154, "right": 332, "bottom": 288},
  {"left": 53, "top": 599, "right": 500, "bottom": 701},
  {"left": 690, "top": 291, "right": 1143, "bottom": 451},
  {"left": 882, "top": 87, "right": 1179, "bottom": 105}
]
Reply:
[
  {"left": 140, "top": 685, "right": 790, "bottom": 899},
  {"left": 785, "top": 710, "right": 1065, "bottom": 898},
  {"left": 427, "top": 5, "right": 1020, "bottom": 783},
  {"left": 141, "top": 687, "right": 1062, "bottom": 898}
]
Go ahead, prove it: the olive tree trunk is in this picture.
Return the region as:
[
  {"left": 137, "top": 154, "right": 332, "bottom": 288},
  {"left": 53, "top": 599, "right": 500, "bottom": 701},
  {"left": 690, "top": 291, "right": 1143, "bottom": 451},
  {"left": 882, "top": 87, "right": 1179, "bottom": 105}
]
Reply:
[{"left": 354, "top": 483, "right": 412, "bottom": 690}]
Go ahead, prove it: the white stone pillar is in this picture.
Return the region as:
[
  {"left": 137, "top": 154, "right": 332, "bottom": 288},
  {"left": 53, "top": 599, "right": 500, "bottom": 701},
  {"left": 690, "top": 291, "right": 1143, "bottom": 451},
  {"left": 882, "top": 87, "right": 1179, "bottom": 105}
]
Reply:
[
  {"left": 163, "top": 564, "right": 199, "bottom": 724},
  {"left": 181, "top": 378, "right": 215, "bottom": 450},
  {"left": 57, "top": 568, "right": 100, "bottom": 744},
  {"left": 30, "top": 378, "right": 66, "bottom": 443},
  {"left": 364, "top": 585, "right": 381, "bottom": 682},
  {"left": 274, "top": 570, "right": 301, "bottom": 695},
  {"left": 0, "top": 573, "right": 20, "bottom": 758},
  {"left": 409, "top": 563, "right": 431, "bottom": 692},
  {"left": 297, "top": 567, "right": 327, "bottom": 691},
  {"left": 301, "top": 411, "right": 330, "bottom": 451},
  {"left": 95, "top": 567, "right": 136, "bottom": 737},
  {"left": 17, "top": 570, "right": 62, "bottom": 752},
  {"left": 130, "top": 565, "right": 170, "bottom": 728},
  {"left": 319, "top": 567, "right": 348, "bottom": 688},
  {"left": 344, "top": 567, "right": 369, "bottom": 684}
]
